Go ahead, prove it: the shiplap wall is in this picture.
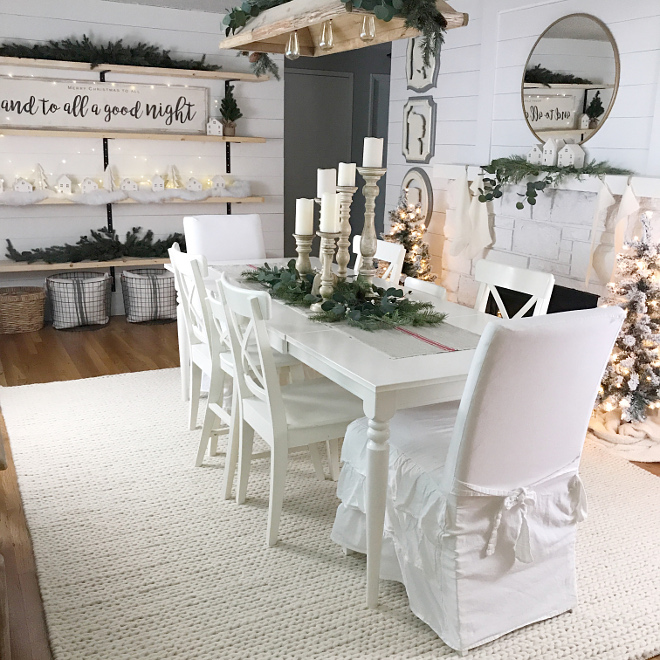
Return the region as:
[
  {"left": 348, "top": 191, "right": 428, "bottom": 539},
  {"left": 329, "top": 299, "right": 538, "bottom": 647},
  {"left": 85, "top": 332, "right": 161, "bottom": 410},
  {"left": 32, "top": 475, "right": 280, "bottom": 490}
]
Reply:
[
  {"left": 0, "top": 0, "right": 284, "bottom": 313},
  {"left": 386, "top": 0, "right": 660, "bottom": 305}
]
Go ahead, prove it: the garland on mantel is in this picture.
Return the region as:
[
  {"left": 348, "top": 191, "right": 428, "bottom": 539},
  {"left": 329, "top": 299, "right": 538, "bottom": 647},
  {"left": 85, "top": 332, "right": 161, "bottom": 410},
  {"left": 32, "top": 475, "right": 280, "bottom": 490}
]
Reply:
[
  {"left": 6, "top": 227, "right": 185, "bottom": 264},
  {"left": 0, "top": 35, "right": 221, "bottom": 71},
  {"left": 477, "top": 156, "right": 632, "bottom": 210},
  {"left": 224, "top": 0, "right": 447, "bottom": 78}
]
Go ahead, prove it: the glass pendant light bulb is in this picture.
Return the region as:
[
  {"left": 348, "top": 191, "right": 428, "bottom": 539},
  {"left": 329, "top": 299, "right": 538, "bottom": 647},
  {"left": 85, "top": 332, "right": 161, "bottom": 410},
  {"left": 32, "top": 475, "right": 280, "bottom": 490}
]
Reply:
[
  {"left": 319, "top": 20, "right": 334, "bottom": 51},
  {"left": 360, "top": 15, "right": 376, "bottom": 42},
  {"left": 285, "top": 30, "right": 300, "bottom": 60}
]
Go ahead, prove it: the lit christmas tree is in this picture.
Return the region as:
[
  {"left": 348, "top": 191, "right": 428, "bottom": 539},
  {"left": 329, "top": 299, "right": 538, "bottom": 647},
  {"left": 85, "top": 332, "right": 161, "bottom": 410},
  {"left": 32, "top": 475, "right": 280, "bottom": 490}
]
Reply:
[
  {"left": 598, "top": 214, "right": 660, "bottom": 422},
  {"left": 382, "top": 191, "right": 436, "bottom": 282}
]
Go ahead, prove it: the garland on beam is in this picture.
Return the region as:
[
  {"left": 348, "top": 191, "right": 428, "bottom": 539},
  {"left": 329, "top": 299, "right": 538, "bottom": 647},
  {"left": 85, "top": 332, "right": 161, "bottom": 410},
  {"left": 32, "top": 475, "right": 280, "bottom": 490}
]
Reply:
[
  {"left": 0, "top": 35, "right": 221, "bottom": 71},
  {"left": 6, "top": 227, "right": 185, "bottom": 264},
  {"left": 242, "top": 260, "right": 446, "bottom": 331},
  {"left": 224, "top": 0, "right": 447, "bottom": 78},
  {"left": 477, "top": 156, "right": 632, "bottom": 210}
]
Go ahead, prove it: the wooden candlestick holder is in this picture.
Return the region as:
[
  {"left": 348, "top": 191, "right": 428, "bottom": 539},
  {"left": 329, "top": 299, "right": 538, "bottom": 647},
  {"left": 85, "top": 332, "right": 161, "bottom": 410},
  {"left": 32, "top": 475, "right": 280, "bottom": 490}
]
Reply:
[
  {"left": 310, "top": 230, "right": 340, "bottom": 313},
  {"left": 294, "top": 233, "right": 314, "bottom": 275},
  {"left": 336, "top": 185, "right": 358, "bottom": 279},
  {"left": 357, "top": 167, "right": 387, "bottom": 288}
]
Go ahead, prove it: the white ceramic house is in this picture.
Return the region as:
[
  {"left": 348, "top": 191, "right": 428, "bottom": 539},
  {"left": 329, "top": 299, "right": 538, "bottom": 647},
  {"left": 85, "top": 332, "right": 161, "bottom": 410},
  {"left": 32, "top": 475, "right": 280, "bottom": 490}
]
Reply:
[
  {"left": 527, "top": 145, "right": 544, "bottom": 166},
  {"left": 56, "top": 175, "right": 72, "bottom": 194},
  {"left": 80, "top": 177, "right": 99, "bottom": 194},
  {"left": 186, "top": 177, "right": 203, "bottom": 192},
  {"left": 120, "top": 178, "right": 138, "bottom": 192},
  {"left": 542, "top": 138, "right": 566, "bottom": 167},
  {"left": 557, "top": 144, "right": 586, "bottom": 169},
  {"left": 152, "top": 174, "right": 165, "bottom": 192},
  {"left": 211, "top": 175, "right": 226, "bottom": 195},
  {"left": 206, "top": 118, "right": 223, "bottom": 136},
  {"left": 13, "top": 177, "right": 34, "bottom": 192}
]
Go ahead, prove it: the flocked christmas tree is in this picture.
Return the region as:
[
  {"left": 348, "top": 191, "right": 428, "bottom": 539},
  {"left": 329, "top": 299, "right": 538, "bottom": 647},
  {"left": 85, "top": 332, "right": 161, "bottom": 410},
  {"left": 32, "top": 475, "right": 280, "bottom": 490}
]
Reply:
[
  {"left": 382, "top": 190, "right": 436, "bottom": 281},
  {"left": 598, "top": 214, "right": 660, "bottom": 422}
]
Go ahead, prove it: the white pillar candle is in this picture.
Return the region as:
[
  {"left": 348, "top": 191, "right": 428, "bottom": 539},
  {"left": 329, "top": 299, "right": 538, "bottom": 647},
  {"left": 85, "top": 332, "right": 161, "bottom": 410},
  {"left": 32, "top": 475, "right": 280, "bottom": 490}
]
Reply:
[
  {"left": 362, "top": 137, "right": 384, "bottom": 168},
  {"left": 295, "top": 198, "right": 315, "bottom": 235},
  {"left": 317, "top": 168, "right": 337, "bottom": 198},
  {"left": 320, "top": 193, "right": 339, "bottom": 233},
  {"left": 338, "top": 162, "right": 356, "bottom": 187}
]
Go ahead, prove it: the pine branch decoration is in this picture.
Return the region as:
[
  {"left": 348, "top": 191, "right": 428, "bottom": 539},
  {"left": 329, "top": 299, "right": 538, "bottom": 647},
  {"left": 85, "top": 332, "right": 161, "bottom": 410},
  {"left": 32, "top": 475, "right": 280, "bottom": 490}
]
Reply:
[{"left": 524, "top": 64, "right": 593, "bottom": 86}]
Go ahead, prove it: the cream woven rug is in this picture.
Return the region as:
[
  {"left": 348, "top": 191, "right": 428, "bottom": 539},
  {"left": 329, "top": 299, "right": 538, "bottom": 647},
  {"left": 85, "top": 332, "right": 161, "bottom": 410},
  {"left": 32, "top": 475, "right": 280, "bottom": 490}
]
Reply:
[{"left": 1, "top": 369, "right": 659, "bottom": 660}]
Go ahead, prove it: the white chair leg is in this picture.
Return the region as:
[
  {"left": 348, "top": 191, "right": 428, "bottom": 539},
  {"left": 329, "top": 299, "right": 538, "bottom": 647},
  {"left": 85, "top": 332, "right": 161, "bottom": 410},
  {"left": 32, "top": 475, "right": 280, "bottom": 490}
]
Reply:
[
  {"left": 236, "top": 420, "right": 255, "bottom": 505},
  {"left": 196, "top": 369, "right": 225, "bottom": 466},
  {"left": 327, "top": 439, "right": 341, "bottom": 481},
  {"left": 189, "top": 363, "right": 202, "bottom": 431},
  {"left": 177, "top": 305, "right": 191, "bottom": 402},
  {"left": 222, "top": 391, "right": 241, "bottom": 501},
  {"left": 308, "top": 443, "right": 326, "bottom": 481},
  {"left": 267, "top": 443, "right": 288, "bottom": 547},
  {"left": 342, "top": 546, "right": 356, "bottom": 557}
]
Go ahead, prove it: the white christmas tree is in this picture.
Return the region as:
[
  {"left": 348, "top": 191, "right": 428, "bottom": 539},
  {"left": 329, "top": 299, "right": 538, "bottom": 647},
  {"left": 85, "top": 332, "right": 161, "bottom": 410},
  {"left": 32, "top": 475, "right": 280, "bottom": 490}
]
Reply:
[
  {"left": 598, "top": 214, "right": 660, "bottom": 422},
  {"left": 166, "top": 165, "right": 184, "bottom": 189},
  {"left": 34, "top": 163, "right": 50, "bottom": 191},
  {"left": 102, "top": 165, "right": 118, "bottom": 192}
]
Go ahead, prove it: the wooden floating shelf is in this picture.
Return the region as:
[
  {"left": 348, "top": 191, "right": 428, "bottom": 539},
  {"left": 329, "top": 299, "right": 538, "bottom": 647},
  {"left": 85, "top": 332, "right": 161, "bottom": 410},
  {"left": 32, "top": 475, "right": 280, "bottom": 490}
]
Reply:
[
  {"left": 219, "top": 0, "right": 468, "bottom": 57},
  {"left": 0, "top": 258, "right": 170, "bottom": 274},
  {"left": 5, "top": 195, "right": 265, "bottom": 206},
  {"left": 524, "top": 83, "right": 615, "bottom": 90},
  {"left": 0, "top": 56, "right": 267, "bottom": 82},
  {"left": 0, "top": 128, "right": 266, "bottom": 143}
]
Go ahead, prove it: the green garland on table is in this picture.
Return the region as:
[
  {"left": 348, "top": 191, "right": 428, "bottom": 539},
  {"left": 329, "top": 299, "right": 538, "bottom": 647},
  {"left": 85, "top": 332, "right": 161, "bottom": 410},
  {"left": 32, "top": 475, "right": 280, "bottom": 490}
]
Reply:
[
  {"left": 477, "top": 156, "right": 632, "bottom": 210},
  {"left": 0, "top": 35, "right": 221, "bottom": 71},
  {"left": 524, "top": 64, "right": 592, "bottom": 86},
  {"left": 6, "top": 227, "right": 185, "bottom": 264},
  {"left": 242, "top": 260, "right": 446, "bottom": 331},
  {"left": 224, "top": 0, "right": 447, "bottom": 78}
]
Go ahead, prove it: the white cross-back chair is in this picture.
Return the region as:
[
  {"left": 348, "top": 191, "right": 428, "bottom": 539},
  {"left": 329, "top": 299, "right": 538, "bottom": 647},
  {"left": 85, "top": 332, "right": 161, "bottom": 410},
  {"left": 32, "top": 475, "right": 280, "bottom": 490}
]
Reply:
[
  {"left": 332, "top": 306, "right": 624, "bottom": 654},
  {"left": 353, "top": 235, "right": 406, "bottom": 284},
  {"left": 404, "top": 276, "right": 447, "bottom": 301},
  {"left": 220, "top": 274, "right": 364, "bottom": 547},
  {"left": 473, "top": 259, "right": 554, "bottom": 318}
]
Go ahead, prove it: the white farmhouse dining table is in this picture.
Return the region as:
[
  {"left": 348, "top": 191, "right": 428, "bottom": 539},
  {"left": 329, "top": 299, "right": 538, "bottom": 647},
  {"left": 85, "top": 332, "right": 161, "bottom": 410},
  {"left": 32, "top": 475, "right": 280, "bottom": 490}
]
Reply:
[{"left": 178, "top": 258, "right": 497, "bottom": 608}]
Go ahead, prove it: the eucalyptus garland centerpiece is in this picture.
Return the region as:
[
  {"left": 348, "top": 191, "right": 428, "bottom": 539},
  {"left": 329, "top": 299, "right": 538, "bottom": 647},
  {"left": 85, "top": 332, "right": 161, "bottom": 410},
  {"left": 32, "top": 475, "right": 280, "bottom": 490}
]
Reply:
[
  {"left": 224, "top": 0, "right": 448, "bottom": 79},
  {"left": 242, "top": 260, "right": 446, "bottom": 330},
  {"left": 477, "top": 156, "right": 632, "bottom": 210}
]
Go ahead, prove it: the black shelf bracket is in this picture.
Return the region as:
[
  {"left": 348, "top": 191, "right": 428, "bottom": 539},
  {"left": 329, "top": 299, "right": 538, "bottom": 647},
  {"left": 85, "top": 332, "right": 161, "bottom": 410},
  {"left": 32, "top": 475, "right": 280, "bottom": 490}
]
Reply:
[{"left": 99, "top": 70, "right": 116, "bottom": 290}]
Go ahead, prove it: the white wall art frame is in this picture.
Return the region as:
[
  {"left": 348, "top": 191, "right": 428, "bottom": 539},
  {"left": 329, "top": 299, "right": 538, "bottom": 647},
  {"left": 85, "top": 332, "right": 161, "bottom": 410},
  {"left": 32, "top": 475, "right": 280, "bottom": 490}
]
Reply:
[
  {"left": 401, "top": 167, "right": 434, "bottom": 226},
  {"left": 406, "top": 37, "right": 440, "bottom": 93},
  {"left": 403, "top": 96, "right": 436, "bottom": 165}
]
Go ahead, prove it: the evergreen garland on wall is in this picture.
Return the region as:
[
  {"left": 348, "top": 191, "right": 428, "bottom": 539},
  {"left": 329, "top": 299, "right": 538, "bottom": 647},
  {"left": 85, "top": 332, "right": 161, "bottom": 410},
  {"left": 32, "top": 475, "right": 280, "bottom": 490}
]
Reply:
[
  {"left": 524, "top": 63, "right": 593, "bottom": 86},
  {"left": 0, "top": 35, "right": 221, "bottom": 71}
]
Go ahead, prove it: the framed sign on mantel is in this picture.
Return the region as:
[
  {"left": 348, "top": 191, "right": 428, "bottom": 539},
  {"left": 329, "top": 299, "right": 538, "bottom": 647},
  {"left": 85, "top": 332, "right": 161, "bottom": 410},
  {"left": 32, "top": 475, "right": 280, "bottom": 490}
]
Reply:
[{"left": 0, "top": 76, "right": 208, "bottom": 134}]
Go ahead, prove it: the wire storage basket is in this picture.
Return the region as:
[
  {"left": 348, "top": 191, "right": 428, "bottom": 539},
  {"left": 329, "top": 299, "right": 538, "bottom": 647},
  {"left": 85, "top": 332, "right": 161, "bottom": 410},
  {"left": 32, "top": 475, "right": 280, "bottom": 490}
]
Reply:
[
  {"left": 0, "top": 287, "right": 46, "bottom": 334},
  {"left": 46, "top": 271, "right": 112, "bottom": 330},
  {"left": 120, "top": 268, "right": 177, "bottom": 323}
]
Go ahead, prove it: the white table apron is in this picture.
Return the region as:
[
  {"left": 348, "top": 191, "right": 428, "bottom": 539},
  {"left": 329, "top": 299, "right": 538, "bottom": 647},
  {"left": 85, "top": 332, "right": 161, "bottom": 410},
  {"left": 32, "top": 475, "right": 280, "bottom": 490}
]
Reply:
[{"left": 207, "top": 263, "right": 495, "bottom": 608}]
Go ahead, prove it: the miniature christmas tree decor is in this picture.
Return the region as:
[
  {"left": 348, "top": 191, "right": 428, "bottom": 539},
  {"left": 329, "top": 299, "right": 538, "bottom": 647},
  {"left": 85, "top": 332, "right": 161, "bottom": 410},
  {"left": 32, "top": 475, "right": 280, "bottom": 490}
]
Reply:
[
  {"left": 220, "top": 83, "right": 243, "bottom": 137},
  {"left": 598, "top": 214, "right": 660, "bottom": 422},
  {"left": 382, "top": 191, "right": 436, "bottom": 282}
]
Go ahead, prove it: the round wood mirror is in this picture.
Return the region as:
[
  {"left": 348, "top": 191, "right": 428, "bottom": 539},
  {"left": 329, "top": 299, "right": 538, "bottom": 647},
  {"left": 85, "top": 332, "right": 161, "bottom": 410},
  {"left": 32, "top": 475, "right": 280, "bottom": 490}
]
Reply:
[{"left": 522, "top": 14, "right": 620, "bottom": 145}]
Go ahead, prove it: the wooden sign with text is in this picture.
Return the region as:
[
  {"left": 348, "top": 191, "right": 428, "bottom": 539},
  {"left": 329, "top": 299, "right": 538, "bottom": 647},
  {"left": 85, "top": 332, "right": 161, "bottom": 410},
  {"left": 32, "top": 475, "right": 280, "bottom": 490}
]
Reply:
[{"left": 0, "top": 76, "right": 208, "bottom": 134}]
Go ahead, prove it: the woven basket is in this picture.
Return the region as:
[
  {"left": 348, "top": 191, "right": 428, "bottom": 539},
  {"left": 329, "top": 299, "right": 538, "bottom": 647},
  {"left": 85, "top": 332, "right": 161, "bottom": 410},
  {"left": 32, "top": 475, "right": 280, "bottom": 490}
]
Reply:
[{"left": 0, "top": 287, "right": 46, "bottom": 334}]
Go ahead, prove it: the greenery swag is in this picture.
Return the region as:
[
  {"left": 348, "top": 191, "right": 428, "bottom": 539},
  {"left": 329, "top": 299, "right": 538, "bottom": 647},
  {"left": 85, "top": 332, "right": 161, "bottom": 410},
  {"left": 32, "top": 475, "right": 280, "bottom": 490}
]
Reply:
[
  {"left": 477, "top": 156, "right": 632, "bottom": 210},
  {"left": 224, "top": 0, "right": 447, "bottom": 78},
  {"left": 524, "top": 63, "right": 592, "bottom": 86},
  {"left": 0, "top": 35, "right": 220, "bottom": 71},
  {"left": 6, "top": 227, "right": 185, "bottom": 264},
  {"left": 242, "top": 260, "right": 446, "bottom": 331}
]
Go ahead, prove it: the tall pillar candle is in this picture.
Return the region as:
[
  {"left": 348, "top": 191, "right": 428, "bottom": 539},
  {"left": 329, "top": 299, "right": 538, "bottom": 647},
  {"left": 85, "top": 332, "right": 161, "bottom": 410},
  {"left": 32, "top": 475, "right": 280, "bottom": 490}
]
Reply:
[
  {"left": 362, "top": 137, "right": 384, "bottom": 168},
  {"left": 338, "top": 162, "right": 357, "bottom": 187},
  {"left": 317, "top": 168, "right": 337, "bottom": 199},
  {"left": 320, "top": 193, "right": 339, "bottom": 233},
  {"left": 295, "top": 198, "right": 315, "bottom": 235}
]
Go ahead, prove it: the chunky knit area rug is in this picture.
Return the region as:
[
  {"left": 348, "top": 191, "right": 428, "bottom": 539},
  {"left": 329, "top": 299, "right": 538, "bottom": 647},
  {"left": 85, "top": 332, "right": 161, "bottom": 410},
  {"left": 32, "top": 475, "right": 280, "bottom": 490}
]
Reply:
[{"left": 1, "top": 369, "right": 659, "bottom": 660}]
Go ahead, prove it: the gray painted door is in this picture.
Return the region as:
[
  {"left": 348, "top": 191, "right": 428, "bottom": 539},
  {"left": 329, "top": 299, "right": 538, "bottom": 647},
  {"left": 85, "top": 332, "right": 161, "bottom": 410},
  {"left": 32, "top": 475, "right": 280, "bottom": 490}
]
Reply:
[{"left": 284, "top": 69, "right": 353, "bottom": 257}]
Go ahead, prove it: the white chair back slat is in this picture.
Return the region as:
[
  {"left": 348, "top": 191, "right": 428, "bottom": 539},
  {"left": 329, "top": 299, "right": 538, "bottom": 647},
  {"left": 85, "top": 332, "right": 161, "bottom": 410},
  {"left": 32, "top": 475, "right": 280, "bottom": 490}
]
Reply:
[
  {"left": 473, "top": 260, "right": 555, "bottom": 319},
  {"left": 443, "top": 307, "right": 625, "bottom": 492},
  {"left": 404, "top": 277, "right": 447, "bottom": 300},
  {"left": 183, "top": 215, "right": 266, "bottom": 263},
  {"left": 353, "top": 235, "right": 406, "bottom": 284}
]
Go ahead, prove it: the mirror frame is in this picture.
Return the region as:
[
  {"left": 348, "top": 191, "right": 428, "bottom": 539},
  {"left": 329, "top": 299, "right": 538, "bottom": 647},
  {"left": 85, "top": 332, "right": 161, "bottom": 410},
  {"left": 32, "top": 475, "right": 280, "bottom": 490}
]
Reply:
[{"left": 521, "top": 13, "right": 621, "bottom": 146}]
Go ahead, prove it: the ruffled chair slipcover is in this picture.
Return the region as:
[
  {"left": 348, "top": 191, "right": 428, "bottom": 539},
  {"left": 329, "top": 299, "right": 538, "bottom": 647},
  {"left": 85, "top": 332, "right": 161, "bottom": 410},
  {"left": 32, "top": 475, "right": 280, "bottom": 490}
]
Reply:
[{"left": 332, "top": 307, "right": 624, "bottom": 653}]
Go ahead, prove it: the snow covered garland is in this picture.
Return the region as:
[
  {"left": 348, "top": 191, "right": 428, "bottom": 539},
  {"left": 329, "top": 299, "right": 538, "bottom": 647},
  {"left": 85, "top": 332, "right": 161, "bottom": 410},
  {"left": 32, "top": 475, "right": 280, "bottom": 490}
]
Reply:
[{"left": 0, "top": 164, "right": 251, "bottom": 205}]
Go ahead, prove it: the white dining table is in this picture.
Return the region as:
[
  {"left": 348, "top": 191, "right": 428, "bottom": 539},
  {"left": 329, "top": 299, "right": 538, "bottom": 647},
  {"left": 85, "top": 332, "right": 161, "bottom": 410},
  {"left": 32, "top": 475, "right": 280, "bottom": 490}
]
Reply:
[{"left": 198, "top": 259, "right": 497, "bottom": 608}]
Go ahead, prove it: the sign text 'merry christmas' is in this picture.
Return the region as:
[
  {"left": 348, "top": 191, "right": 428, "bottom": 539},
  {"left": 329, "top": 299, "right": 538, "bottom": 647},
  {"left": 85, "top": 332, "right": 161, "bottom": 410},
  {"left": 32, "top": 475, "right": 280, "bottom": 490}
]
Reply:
[{"left": 0, "top": 76, "right": 208, "bottom": 134}]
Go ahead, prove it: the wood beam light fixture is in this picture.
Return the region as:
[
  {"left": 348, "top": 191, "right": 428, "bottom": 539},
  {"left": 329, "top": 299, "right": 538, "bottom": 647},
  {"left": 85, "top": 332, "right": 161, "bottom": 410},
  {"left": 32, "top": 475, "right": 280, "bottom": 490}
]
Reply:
[{"left": 219, "top": 0, "right": 469, "bottom": 58}]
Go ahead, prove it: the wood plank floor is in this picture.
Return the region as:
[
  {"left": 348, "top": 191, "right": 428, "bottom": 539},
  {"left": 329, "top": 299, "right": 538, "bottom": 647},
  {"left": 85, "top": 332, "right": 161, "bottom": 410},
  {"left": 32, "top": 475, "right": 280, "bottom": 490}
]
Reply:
[{"left": 0, "top": 318, "right": 657, "bottom": 660}]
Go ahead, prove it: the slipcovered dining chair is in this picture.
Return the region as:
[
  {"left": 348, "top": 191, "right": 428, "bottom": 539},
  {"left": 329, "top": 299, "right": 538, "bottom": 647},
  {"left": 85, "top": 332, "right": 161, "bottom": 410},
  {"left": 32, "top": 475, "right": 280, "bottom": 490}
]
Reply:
[
  {"left": 220, "top": 274, "right": 365, "bottom": 547},
  {"left": 404, "top": 276, "right": 447, "bottom": 300},
  {"left": 332, "top": 306, "right": 624, "bottom": 653},
  {"left": 353, "top": 235, "right": 406, "bottom": 284},
  {"left": 474, "top": 259, "right": 554, "bottom": 318}
]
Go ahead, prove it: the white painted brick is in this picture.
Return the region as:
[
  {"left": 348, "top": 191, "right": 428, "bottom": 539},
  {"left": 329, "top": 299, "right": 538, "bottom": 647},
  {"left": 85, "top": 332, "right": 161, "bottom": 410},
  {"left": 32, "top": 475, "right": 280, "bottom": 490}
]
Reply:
[
  {"left": 484, "top": 250, "right": 529, "bottom": 268},
  {"left": 558, "top": 250, "right": 572, "bottom": 265},
  {"left": 569, "top": 241, "right": 594, "bottom": 280},
  {"left": 562, "top": 226, "right": 591, "bottom": 242},
  {"left": 550, "top": 189, "right": 597, "bottom": 226},
  {"left": 494, "top": 215, "right": 515, "bottom": 230},
  {"left": 493, "top": 227, "right": 513, "bottom": 251},
  {"left": 440, "top": 269, "right": 460, "bottom": 294},
  {"left": 457, "top": 274, "right": 480, "bottom": 308},
  {"left": 442, "top": 246, "right": 473, "bottom": 275},
  {"left": 430, "top": 253, "right": 444, "bottom": 274},
  {"left": 500, "top": 185, "right": 531, "bottom": 217},
  {"left": 427, "top": 211, "right": 446, "bottom": 235},
  {"left": 560, "top": 239, "right": 573, "bottom": 251},
  {"left": 529, "top": 258, "right": 570, "bottom": 277},
  {"left": 529, "top": 191, "right": 553, "bottom": 223},
  {"left": 513, "top": 220, "right": 561, "bottom": 260}
]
